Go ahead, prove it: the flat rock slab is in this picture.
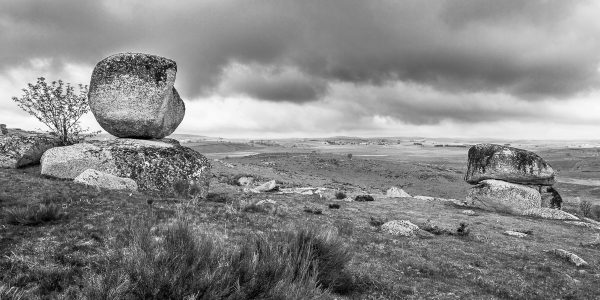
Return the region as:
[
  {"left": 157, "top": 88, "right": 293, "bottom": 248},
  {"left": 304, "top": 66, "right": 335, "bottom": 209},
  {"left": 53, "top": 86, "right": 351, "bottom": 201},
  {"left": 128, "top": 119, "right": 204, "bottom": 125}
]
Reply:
[
  {"left": 75, "top": 169, "right": 138, "bottom": 191},
  {"left": 522, "top": 208, "right": 579, "bottom": 220},
  {"left": 465, "top": 144, "right": 555, "bottom": 185},
  {"left": 466, "top": 179, "right": 541, "bottom": 214},
  {"left": 0, "top": 133, "right": 61, "bottom": 168},
  {"left": 41, "top": 138, "right": 210, "bottom": 196},
  {"left": 89, "top": 53, "right": 185, "bottom": 139}
]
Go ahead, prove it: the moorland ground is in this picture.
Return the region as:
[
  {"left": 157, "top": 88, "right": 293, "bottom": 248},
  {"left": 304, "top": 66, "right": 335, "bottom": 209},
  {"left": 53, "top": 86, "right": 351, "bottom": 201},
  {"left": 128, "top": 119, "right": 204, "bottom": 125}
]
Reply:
[{"left": 1, "top": 139, "right": 600, "bottom": 299}]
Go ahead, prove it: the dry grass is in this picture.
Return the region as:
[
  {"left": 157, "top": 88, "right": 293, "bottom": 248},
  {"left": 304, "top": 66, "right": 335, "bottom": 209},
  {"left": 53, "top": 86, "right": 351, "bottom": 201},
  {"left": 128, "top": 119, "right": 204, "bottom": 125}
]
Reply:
[
  {"left": 81, "top": 219, "right": 352, "bottom": 299},
  {"left": 4, "top": 203, "right": 66, "bottom": 226}
]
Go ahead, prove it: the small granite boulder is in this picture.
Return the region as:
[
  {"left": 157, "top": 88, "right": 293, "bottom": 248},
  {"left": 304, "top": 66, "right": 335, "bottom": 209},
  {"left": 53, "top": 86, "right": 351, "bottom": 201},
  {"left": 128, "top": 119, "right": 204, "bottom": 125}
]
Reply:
[
  {"left": 381, "top": 220, "right": 421, "bottom": 237},
  {"left": 88, "top": 53, "right": 185, "bottom": 139},
  {"left": 75, "top": 169, "right": 138, "bottom": 191},
  {"left": 386, "top": 186, "right": 411, "bottom": 198},
  {"left": 0, "top": 124, "right": 7, "bottom": 135},
  {"left": 0, "top": 133, "right": 61, "bottom": 168},
  {"left": 41, "top": 138, "right": 210, "bottom": 196},
  {"left": 465, "top": 144, "right": 555, "bottom": 185},
  {"left": 466, "top": 179, "right": 541, "bottom": 214}
]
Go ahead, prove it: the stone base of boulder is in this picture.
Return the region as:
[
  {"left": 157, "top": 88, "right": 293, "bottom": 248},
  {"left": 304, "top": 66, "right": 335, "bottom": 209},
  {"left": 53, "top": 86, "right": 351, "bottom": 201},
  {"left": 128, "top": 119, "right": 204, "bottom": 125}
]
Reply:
[
  {"left": 1, "top": 133, "right": 61, "bottom": 168},
  {"left": 466, "top": 179, "right": 541, "bottom": 214},
  {"left": 74, "top": 169, "right": 138, "bottom": 191},
  {"left": 41, "top": 138, "right": 211, "bottom": 196}
]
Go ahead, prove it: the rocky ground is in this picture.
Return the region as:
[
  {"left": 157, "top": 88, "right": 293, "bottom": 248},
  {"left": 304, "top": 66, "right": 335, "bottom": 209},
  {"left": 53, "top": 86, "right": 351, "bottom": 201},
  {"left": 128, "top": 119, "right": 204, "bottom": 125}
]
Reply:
[{"left": 1, "top": 146, "right": 600, "bottom": 299}]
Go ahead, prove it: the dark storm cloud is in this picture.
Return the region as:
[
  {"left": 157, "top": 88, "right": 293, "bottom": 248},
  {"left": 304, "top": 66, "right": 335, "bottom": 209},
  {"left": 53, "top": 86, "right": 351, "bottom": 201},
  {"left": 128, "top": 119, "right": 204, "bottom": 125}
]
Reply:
[
  {"left": 1, "top": 0, "right": 599, "bottom": 103},
  {"left": 218, "top": 64, "right": 328, "bottom": 103}
]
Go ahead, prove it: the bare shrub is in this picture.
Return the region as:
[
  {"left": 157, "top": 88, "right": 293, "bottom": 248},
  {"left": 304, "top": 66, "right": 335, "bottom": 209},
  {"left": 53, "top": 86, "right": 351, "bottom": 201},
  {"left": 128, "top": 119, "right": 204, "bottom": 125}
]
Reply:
[{"left": 12, "top": 77, "right": 95, "bottom": 145}]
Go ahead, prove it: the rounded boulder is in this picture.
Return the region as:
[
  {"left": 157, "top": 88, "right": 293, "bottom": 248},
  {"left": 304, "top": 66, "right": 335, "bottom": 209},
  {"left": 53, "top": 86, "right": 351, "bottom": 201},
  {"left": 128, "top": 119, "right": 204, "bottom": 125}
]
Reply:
[{"left": 88, "top": 53, "right": 185, "bottom": 139}]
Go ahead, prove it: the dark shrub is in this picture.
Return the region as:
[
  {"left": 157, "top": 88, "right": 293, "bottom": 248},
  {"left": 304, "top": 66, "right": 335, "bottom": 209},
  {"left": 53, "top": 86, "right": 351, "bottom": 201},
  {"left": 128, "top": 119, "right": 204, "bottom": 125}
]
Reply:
[
  {"left": 335, "top": 191, "right": 347, "bottom": 200},
  {"left": 303, "top": 207, "right": 323, "bottom": 215},
  {"left": 328, "top": 203, "right": 340, "bottom": 209},
  {"left": 354, "top": 195, "right": 374, "bottom": 202}
]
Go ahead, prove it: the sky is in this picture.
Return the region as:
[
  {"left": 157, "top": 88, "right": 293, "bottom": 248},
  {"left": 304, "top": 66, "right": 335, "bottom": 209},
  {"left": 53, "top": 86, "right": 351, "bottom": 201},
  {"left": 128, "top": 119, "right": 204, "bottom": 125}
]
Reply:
[{"left": 2, "top": 0, "right": 600, "bottom": 139}]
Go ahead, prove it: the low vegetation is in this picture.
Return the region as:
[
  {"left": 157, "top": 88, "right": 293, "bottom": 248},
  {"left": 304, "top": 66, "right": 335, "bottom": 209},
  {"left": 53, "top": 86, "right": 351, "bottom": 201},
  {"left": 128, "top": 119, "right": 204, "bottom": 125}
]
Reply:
[
  {"left": 83, "top": 219, "right": 352, "bottom": 299},
  {"left": 4, "top": 203, "right": 66, "bottom": 226}
]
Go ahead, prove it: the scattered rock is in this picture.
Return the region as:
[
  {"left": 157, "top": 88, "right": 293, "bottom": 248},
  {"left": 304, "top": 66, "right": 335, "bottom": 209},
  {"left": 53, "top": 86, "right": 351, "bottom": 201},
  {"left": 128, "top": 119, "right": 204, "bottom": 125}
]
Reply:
[
  {"left": 40, "top": 138, "right": 210, "bottom": 196},
  {"left": 74, "top": 169, "right": 138, "bottom": 191},
  {"left": 386, "top": 186, "right": 411, "bottom": 198},
  {"left": 504, "top": 230, "right": 528, "bottom": 238},
  {"left": 250, "top": 180, "right": 279, "bottom": 193},
  {"left": 214, "top": 159, "right": 235, "bottom": 168},
  {"left": 0, "top": 133, "right": 61, "bottom": 168},
  {"left": 465, "top": 144, "right": 555, "bottom": 185},
  {"left": 381, "top": 220, "right": 421, "bottom": 237},
  {"left": 88, "top": 53, "right": 185, "bottom": 139},
  {"left": 549, "top": 249, "right": 588, "bottom": 267},
  {"left": 414, "top": 195, "right": 435, "bottom": 201},
  {"left": 237, "top": 176, "right": 254, "bottom": 186},
  {"left": 0, "top": 124, "right": 7, "bottom": 135},
  {"left": 582, "top": 217, "right": 600, "bottom": 226},
  {"left": 354, "top": 195, "right": 375, "bottom": 202},
  {"left": 462, "top": 210, "right": 477, "bottom": 216},
  {"left": 522, "top": 208, "right": 579, "bottom": 220},
  {"left": 278, "top": 187, "right": 331, "bottom": 197},
  {"left": 466, "top": 179, "right": 541, "bottom": 214},
  {"left": 564, "top": 221, "right": 600, "bottom": 230},
  {"left": 414, "top": 195, "right": 466, "bottom": 206}
]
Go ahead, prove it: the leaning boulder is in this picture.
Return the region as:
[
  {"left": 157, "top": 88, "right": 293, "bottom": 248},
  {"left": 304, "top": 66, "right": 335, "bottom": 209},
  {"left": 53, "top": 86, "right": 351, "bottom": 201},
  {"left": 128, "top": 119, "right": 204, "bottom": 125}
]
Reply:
[
  {"left": 88, "top": 53, "right": 185, "bottom": 139},
  {"left": 41, "top": 138, "right": 210, "bottom": 196},
  {"left": 75, "top": 169, "right": 138, "bottom": 191},
  {"left": 0, "top": 133, "right": 61, "bottom": 168},
  {"left": 466, "top": 179, "right": 541, "bottom": 214},
  {"left": 465, "top": 144, "right": 555, "bottom": 185}
]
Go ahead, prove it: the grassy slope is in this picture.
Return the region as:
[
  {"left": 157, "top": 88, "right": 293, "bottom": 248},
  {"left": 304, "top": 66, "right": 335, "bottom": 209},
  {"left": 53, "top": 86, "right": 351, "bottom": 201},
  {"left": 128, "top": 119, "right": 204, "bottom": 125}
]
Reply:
[{"left": 0, "top": 152, "right": 599, "bottom": 299}]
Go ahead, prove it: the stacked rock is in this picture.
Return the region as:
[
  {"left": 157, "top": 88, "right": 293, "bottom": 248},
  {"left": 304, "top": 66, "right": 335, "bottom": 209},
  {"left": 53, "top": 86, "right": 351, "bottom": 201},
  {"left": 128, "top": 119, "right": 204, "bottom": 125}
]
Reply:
[
  {"left": 464, "top": 144, "right": 561, "bottom": 214},
  {"left": 40, "top": 53, "right": 211, "bottom": 196}
]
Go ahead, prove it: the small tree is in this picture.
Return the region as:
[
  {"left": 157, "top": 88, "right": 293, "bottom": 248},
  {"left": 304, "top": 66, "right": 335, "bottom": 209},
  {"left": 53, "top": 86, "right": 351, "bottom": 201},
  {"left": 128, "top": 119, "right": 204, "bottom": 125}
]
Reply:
[{"left": 12, "top": 77, "right": 92, "bottom": 145}]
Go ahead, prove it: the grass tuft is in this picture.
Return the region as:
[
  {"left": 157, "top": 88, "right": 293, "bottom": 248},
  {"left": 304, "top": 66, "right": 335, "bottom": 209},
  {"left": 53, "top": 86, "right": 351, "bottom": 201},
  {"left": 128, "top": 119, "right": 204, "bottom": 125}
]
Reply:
[
  {"left": 4, "top": 203, "right": 66, "bottom": 226},
  {"left": 82, "top": 219, "right": 353, "bottom": 299},
  {"left": 580, "top": 200, "right": 593, "bottom": 217},
  {"left": 0, "top": 284, "right": 28, "bottom": 300}
]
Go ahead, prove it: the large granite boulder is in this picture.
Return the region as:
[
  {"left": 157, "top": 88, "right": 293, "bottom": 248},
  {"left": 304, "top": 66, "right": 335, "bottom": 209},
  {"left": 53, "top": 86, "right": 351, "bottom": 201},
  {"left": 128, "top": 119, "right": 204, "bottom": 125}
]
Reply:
[
  {"left": 0, "top": 133, "right": 61, "bottom": 168},
  {"left": 75, "top": 169, "right": 138, "bottom": 191},
  {"left": 465, "top": 144, "right": 555, "bottom": 185},
  {"left": 88, "top": 53, "right": 185, "bottom": 139},
  {"left": 40, "top": 138, "right": 210, "bottom": 196},
  {"left": 466, "top": 179, "right": 541, "bottom": 214}
]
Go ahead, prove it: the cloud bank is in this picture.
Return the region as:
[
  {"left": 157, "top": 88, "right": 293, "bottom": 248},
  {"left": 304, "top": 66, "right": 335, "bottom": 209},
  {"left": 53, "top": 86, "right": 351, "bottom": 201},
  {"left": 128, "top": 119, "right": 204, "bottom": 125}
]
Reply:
[{"left": 2, "top": 0, "right": 600, "bottom": 138}]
